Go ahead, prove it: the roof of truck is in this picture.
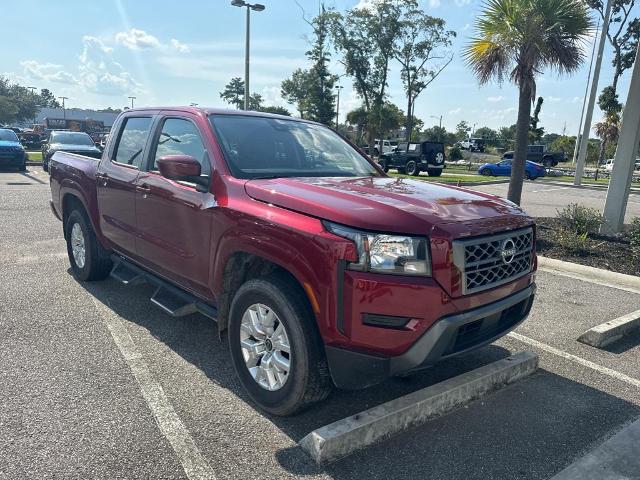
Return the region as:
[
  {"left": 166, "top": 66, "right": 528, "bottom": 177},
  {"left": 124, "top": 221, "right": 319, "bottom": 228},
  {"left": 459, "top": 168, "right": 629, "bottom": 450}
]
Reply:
[{"left": 121, "top": 106, "right": 311, "bottom": 123}]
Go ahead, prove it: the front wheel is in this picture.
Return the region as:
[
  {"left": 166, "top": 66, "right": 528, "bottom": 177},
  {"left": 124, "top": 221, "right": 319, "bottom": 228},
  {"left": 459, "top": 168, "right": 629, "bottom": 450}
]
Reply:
[
  {"left": 65, "top": 210, "right": 112, "bottom": 281},
  {"left": 378, "top": 158, "right": 389, "bottom": 173},
  {"left": 406, "top": 160, "right": 419, "bottom": 176},
  {"left": 480, "top": 169, "right": 492, "bottom": 176},
  {"left": 228, "top": 275, "right": 332, "bottom": 416},
  {"left": 525, "top": 171, "right": 532, "bottom": 180}
]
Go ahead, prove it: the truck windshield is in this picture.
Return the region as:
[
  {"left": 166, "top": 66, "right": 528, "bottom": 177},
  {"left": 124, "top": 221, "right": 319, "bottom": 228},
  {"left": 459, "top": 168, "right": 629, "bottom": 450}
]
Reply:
[
  {"left": 0, "top": 129, "right": 19, "bottom": 142},
  {"left": 51, "top": 132, "right": 94, "bottom": 146},
  {"left": 209, "top": 115, "right": 380, "bottom": 179}
]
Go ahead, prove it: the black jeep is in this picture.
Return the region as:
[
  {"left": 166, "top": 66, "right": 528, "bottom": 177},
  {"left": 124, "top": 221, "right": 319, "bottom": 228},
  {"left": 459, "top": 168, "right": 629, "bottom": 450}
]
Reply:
[{"left": 378, "top": 141, "right": 445, "bottom": 177}]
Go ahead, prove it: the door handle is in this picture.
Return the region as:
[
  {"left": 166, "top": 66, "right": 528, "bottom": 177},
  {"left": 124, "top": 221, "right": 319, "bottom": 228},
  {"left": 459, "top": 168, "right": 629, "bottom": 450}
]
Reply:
[
  {"left": 136, "top": 183, "right": 151, "bottom": 198},
  {"left": 96, "top": 174, "right": 108, "bottom": 187}
]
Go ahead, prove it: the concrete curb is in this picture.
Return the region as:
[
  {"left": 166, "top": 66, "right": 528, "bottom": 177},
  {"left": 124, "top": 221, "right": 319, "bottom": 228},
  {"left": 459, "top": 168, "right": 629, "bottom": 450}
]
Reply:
[
  {"left": 538, "top": 180, "right": 640, "bottom": 193},
  {"left": 550, "top": 418, "right": 640, "bottom": 479},
  {"left": 578, "top": 309, "right": 640, "bottom": 348},
  {"left": 299, "top": 351, "right": 538, "bottom": 464},
  {"left": 537, "top": 256, "right": 640, "bottom": 295}
]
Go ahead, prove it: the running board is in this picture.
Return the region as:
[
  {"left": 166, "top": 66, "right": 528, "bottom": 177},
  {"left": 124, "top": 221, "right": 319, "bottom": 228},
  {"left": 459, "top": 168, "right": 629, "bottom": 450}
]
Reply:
[{"left": 109, "top": 255, "right": 218, "bottom": 322}]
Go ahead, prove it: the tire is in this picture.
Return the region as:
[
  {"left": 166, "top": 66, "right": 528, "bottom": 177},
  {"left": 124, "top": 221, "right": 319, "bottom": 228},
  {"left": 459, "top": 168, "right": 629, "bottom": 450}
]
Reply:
[
  {"left": 525, "top": 171, "right": 532, "bottom": 180},
  {"left": 65, "top": 209, "right": 112, "bottom": 281},
  {"left": 228, "top": 275, "right": 332, "bottom": 416},
  {"left": 427, "top": 168, "right": 442, "bottom": 177},
  {"left": 43, "top": 157, "right": 49, "bottom": 172},
  {"left": 373, "top": 148, "right": 380, "bottom": 157},
  {"left": 480, "top": 169, "right": 492, "bottom": 176},
  {"left": 378, "top": 158, "right": 389, "bottom": 173},
  {"left": 406, "top": 160, "right": 419, "bottom": 176},
  {"left": 542, "top": 157, "right": 553, "bottom": 168}
]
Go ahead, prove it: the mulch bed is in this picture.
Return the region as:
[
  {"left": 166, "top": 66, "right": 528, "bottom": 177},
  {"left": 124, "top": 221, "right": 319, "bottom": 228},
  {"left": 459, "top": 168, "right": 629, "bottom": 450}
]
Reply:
[{"left": 535, "top": 217, "right": 640, "bottom": 277}]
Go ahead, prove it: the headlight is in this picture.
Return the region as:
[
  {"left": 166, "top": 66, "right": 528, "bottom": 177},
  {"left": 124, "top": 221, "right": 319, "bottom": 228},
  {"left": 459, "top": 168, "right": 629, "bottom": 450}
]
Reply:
[{"left": 323, "top": 221, "right": 431, "bottom": 276}]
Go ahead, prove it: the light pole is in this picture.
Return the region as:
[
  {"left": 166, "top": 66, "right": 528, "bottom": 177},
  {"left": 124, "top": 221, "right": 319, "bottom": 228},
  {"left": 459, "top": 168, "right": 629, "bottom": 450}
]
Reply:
[
  {"left": 128, "top": 96, "right": 136, "bottom": 109},
  {"left": 335, "top": 85, "right": 343, "bottom": 130},
  {"left": 471, "top": 123, "right": 476, "bottom": 139},
  {"left": 231, "top": 0, "right": 265, "bottom": 111},
  {"left": 430, "top": 115, "right": 442, "bottom": 129},
  {"left": 58, "top": 96, "right": 68, "bottom": 120}
]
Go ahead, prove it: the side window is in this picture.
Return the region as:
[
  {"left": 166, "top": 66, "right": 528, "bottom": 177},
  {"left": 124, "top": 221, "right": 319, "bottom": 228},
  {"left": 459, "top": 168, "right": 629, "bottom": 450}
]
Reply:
[
  {"left": 152, "top": 118, "right": 209, "bottom": 175},
  {"left": 113, "top": 117, "right": 152, "bottom": 168}
]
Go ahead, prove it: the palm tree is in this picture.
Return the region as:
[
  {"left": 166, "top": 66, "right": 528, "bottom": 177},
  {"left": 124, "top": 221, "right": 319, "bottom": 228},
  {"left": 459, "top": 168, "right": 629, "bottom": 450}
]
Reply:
[
  {"left": 464, "top": 0, "right": 592, "bottom": 204},
  {"left": 594, "top": 112, "right": 620, "bottom": 164}
]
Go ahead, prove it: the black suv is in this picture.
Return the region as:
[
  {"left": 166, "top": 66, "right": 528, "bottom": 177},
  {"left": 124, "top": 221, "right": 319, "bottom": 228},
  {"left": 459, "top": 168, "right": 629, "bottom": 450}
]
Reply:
[
  {"left": 378, "top": 141, "right": 445, "bottom": 177},
  {"left": 42, "top": 131, "right": 102, "bottom": 172}
]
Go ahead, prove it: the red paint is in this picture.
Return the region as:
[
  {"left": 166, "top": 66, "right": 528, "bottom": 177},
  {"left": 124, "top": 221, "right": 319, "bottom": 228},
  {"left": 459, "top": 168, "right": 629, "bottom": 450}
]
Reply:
[{"left": 49, "top": 106, "right": 536, "bottom": 359}]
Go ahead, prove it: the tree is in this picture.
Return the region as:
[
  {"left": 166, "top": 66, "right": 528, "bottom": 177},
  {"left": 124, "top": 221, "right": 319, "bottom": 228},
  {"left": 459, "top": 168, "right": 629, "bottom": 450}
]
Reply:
[
  {"left": 464, "top": 0, "right": 591, "bottom": 205},
  {"left": 393, "top": 4, "right": 455, "bottom": 140},
  {"left": 258, "top": 105, "right": 291, "bottom": 116},
  {"left": 0, "top": 96, "right": 19, "bottom": 124},
  {"left": 281, "top": 69, "right": 312, "bottom": 117},
  {"left": 220, "top": 77, "right": 264, "bottom": 111},
  {"left": 39, "top": 89, "right": 60, "bottom": 108},
  {"left": 529, "top": 96, "right": 545, "bottom": 143},
  {"left": 332, "top": 0, "right": 403, "bottom": 146},
  {"left": 455, "top": 120, "right": 471, "bottom": 140},
  {"left": 594, "top": 112, "right": 620, "bottom": 163},
  {"left": 346, "top": 101, "right": 404, "bottom": 142},
  {"left": 475, "top": 126, "right": 499, "bottom": 141},
  {"left": 422, "top": 125, "right": 456, "bottom": 145},
  {"left": 220, "top": 77, "right": 245, "bottom": 109}
]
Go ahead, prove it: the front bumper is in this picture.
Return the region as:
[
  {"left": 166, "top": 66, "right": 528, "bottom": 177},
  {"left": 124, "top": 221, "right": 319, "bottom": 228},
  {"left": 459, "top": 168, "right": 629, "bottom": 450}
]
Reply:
[{"left": 326, "top": 284, "right": 535, "bottom": 389}]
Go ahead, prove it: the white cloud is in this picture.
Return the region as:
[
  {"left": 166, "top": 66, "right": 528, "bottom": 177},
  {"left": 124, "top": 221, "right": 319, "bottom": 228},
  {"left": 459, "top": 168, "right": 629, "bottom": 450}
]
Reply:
[
  {"left": 487, "top": 95, "right": 504, "bottom": 102},
  {"left": 79, "top": 36, "right": 141, "bottom": 95},
  {"left": 20, "top": 60, "right": 78, "bottom": 84},
  {"left": 454, "top": 0, "right": 472, "bottom": 5},
  {"left": 572, "top": 96, "right": 582, "bottom": 103},
  {"left": 547, "top": 96, "right": 562, "bottom": 102},
  {"left": 429, "top": 0, "right": 441, "bottom": 7},
  {"left": 462, "top": 23, "right": 471, "bottom": 31},
  {"left": 448, "top": 107, "right": 462, "bottom": 114},
  {"left": 170, "top": 39, "right": 190, "bottom": 53},
  {"left": 115, "top": 28, "right": 160, "bottom": 50}
]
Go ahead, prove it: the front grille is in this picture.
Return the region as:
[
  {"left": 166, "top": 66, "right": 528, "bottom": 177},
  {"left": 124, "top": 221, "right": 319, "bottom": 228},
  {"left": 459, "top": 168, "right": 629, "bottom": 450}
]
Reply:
[{"left": 452, "top": 227, "right": 533, "bottom": 294}]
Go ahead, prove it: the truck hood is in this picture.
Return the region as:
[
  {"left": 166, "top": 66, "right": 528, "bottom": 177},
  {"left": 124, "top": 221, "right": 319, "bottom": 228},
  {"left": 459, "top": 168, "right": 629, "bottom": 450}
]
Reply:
[{"left": 244, "top": 176, "right": 531, "bottom": 235}]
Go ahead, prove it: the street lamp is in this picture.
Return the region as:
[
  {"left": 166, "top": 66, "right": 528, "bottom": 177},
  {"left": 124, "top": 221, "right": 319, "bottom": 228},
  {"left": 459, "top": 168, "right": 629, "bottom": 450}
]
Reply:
[
  {"left": 128, "top": 96, "right": 136, "bottom": 109},
  {"left": 335, "top": 85, "right": 344, "bottom": 130},
  {"left": 58, "top": 96, "right": 68, "bottom": 120},
  {"left": 430, "top": 115, "right": 442, "bottom": 129},
  {"left": 231, "top": 0, "right": 266, "bottom": 110}
]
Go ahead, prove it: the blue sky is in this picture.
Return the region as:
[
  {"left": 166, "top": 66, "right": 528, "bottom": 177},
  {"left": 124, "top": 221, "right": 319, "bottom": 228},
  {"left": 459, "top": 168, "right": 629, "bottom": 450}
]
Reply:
[{"left": 3, "top": 0, "right": 638, "bottom": 134}]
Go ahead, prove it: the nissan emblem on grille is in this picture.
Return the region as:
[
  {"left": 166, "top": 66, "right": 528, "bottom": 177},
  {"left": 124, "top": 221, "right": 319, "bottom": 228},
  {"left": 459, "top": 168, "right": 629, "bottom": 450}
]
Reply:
[
  {"left": 500, "top": 238, "right": 516, "bottom": 264},
  {"left": 452, "top": 227, "right": 534, "bottom": 294}
]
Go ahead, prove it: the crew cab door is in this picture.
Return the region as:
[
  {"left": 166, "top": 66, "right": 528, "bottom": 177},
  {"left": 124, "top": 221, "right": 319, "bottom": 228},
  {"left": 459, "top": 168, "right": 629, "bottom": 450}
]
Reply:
[
  {"left": 134, "top": 114, "right": 214, "bottom": 297},
  {"left": 96, "top": 115, "right": 154, "bottom": 258}
]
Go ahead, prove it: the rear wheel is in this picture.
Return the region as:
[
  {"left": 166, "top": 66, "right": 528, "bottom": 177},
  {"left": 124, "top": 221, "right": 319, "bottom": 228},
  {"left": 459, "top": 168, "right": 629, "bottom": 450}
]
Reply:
[
  {"left": 406, "top": 160, "right": 419, "bottom": 176},
  {"left": 228, "top": 275, "right": 332, "bottom": 416},
  {"left": 525, "top": 171, "right": 532, "bottom": 180},
  {"left": 65, "top": 210, "right": 112, "bottom": 281},
  {"left": 378, "top": 158, "right": 389, "bottom": 173},
  {"left": 481, "top": 169, "right": 492, "bottom": 176},
  {"left": 542, "top": 157, "right": 553, "bottom": 167}
]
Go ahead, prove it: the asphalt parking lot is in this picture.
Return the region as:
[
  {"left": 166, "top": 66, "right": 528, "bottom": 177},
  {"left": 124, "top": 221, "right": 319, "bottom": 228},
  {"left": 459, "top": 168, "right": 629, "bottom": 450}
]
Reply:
[{"left": 1, "top": 167, "right": 640, "bottom": 479}]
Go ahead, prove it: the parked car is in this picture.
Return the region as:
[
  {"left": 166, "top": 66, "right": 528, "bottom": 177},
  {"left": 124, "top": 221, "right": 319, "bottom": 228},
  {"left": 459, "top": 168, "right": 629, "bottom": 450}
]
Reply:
[
  {"left": 363, "top": 139, "right": 394, "bottom": 157},
  {"left": 0, "top": 128, "right": 27, "bottom": 171},
  {"left": 49, "top": 107, "right": 537, "bottom": 415},
  {"left": 478, "top": 159, "right": 546, "bottom": 180},
  {"left": 42, "top": 131, "right": 103, "bottom": 172},
  {"left": 604, "top": 159, "right": 640, "bottom": 172},
  {"left": 458, "top": 138, "right": 486, "bottom": 152},
  {"left": 378, "top": 141, "right": 445, "bottom": 176},
  {"left": 19, "top": 131, "right": 44, "bottom": 150},
  {"left": 502, "top": 145, "right": 566, "bottom": 167}
]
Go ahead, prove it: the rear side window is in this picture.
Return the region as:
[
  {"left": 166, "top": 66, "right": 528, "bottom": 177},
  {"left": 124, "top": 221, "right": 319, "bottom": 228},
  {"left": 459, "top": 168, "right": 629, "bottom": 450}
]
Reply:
[
  {"left": 151, "top": 118, "right": 209, "bottom": 175},
  {"left": 113, "top": 117, "right": 152, "bottom": 168}
]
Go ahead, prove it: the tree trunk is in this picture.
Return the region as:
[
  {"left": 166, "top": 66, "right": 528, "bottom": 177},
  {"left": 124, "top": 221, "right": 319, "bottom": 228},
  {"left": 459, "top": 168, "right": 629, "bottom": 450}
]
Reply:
[
  {"left": 508, "top": 84, "right": 533, "bottom": 205},
  {"left": 406, "top": 94, "right": 413, "bottom": 141},
  {"left": 598, "top": 138, "right": 607, "bottom": 165}
]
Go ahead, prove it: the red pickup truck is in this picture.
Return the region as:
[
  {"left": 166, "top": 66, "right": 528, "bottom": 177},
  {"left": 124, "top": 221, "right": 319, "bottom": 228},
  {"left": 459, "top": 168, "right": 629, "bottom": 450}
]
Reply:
[{"left": 49, "top": 107, "right": 536, "bottom": 415}]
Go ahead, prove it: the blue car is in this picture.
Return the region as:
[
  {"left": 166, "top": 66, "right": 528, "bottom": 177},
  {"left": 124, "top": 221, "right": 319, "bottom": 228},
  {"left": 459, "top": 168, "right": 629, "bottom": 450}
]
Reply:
[
  {"left": 478, "top": 159, "right": 546, "bottom": 180},
  {"left": 0, "top": 128, "right": 27, "bottom": 171}
]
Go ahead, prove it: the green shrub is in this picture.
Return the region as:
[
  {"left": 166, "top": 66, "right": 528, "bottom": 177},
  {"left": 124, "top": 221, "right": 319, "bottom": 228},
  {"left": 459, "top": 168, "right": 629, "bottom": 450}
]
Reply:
[
  {"left": 629, "top": 218, "right": 640, "bottom": 247},
  {"left": 553, "top": 229, "right": 590, "bottom": 254},
  {"left": 448, "top": 144, "right": 463, "bottom": 161},
  {"left": 556, "top": 203, "right": 603, "bottom": 235}
]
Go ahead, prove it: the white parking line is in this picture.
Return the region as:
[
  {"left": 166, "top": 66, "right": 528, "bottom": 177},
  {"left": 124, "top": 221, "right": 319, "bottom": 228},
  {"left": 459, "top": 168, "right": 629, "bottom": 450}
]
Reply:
[
  {"left": 529, "top": 187, "right": 567, "bottom": 193},
  {"left": 507, "top": 332, "right": 640, "bottom": 388},
  {"left": 91, "top": 297, "right": 217, "bottom": 480}
]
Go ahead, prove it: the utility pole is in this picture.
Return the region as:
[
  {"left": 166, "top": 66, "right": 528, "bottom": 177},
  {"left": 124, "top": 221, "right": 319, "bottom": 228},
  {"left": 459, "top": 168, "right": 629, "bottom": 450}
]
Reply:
[
  {"left": 335, "top": 85, "right": 343, "bottom": 130},
  {"left": 601, "top": 42, "right": 640, "bottom": 233},
  {"left": 572, "top": 17, "right": 600, "bottom": 164},
  {"left": 128, "top": 96, "right": 136, "bottom": 109},
  {"left": 431, "top": 115, "right": 442, "bottom": 129},
  {"left": 58, "top": 96, "right": 68, "bottom": 120},
  {"left": 574, "top": 0, "right": 612, "bottom": 185},
  {"left": 231, "top": 1, "right": 265, "bottom": 110}
]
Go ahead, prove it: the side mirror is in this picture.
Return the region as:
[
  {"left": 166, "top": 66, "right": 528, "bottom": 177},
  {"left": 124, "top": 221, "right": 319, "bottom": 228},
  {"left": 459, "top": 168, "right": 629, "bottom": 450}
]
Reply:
[{"left": 157, "top": 155, "right": 208, "bottom": 191}]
